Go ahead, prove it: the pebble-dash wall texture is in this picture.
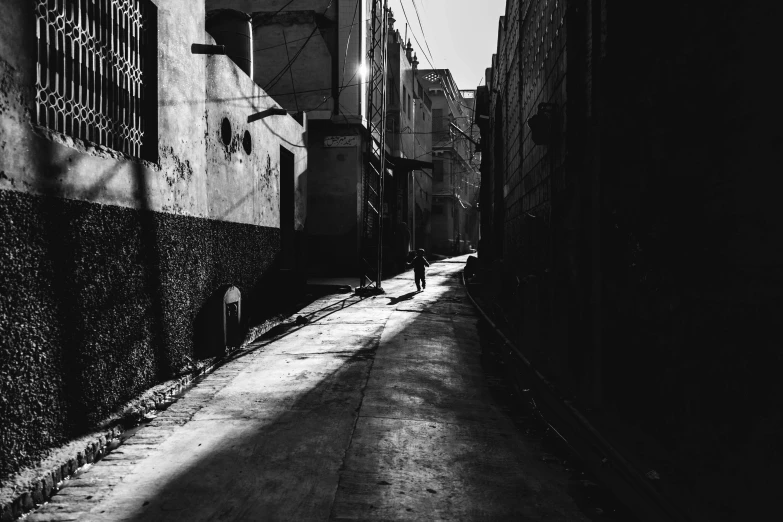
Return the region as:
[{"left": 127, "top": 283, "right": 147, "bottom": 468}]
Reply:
[
  {"left": 0, "top": 190, "right": 279, "bottom": 480},
  {"left": 1, "top": 0, "right": 306, "bottom": 484},
  {"left": 483, "top": 0, "right": 783, "bottom": 518}
]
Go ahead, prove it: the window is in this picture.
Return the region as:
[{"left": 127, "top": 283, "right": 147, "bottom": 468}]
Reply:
[
  {"left": 402, "top": 85, "right": 407, "bottom": 114},
  {"left": 433, "top": 160, "right": 444, "bottom": 182},
  {"left": 407, "top": 93, "right": 411, "bottom": 117},
  {"left": 35, "top": 0, "right": 157, "bottom": 160}
]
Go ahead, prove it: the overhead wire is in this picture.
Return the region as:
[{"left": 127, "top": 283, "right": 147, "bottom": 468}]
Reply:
[
  {"left": 255, "top": 20, "right": 362, "bottom": 52},
  {"left": 281, "top": 29, "right": 300, "bottom": 112},
  {"left": 263, "top": 0, "right": 334, "bottom": 93},
  {"left": 409, "top": 0, "right": 436, "bottom": 67},
  {"left": 396, "top": 1, "right": 436, "bottom": 69},
  {"left": 340, "top": 0, "right": 361, "bottom": 90}
]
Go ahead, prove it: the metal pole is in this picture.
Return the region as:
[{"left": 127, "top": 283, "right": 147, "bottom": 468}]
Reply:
[
  {"left": 411, "top": 171, "right": 415, "bottom": 250},
  {"left": 375, "top": 0, "right": 389, "bottom": 290}
]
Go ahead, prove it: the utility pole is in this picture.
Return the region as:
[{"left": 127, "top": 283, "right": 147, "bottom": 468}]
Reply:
[
  {"left": 361, "top": 0, "right": 389, "bottom": 294},
  {"left": 375, "top": 0, "right": 389, "bottom": 291},
  {"left": 411, "top": 171, "right": 415, "bottom": 250}
]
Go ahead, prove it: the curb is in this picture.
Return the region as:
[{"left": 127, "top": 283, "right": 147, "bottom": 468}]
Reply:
[
  {"left": 307, "top": 283, "right": 354, "bottom": 294},
  {"left": 462, "top": 270, "right": 690, "bottom": 522},
  {"left": 0, "top": 308, "right": 315, "bottom": 522}
]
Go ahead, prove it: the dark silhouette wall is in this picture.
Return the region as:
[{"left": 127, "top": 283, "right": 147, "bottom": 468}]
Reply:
[{"left": 480, "top": 1, "right": 783, "bottom": 518}]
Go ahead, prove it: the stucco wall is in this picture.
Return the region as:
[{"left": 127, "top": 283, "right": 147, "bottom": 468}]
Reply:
[
  {"left": 0, "top": 0, "right": 209, "bottom": 216},
  {"left": 1, "top": 0, "right": 307, "bottom": 483},
  {"left": 305, "top": 122, "right": 363, "bottom": 274},
  {"left": 205, "top": 50, "right": 307, "bottom": 230}
]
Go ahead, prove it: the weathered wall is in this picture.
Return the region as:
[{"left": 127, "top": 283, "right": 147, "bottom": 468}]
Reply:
[
  {"left": 1, "top": 0, "right": 306, "bottom": 483},
  {"left": 482, "top": 0, "right": 783, "bottom": 518},
  {"left": 596, "top": 2, "right": 783, "bottom": 517},
  {"left": 0, "top": 0, "right": 209, "bottom": 216},
  {"left": 205, "top": 51, "right": 307, "bottom": 229},
  {"left": 208, "top": 0, "right": 345, "bottom": 115},
  {"left": 305, "top": 122, "right": 363, "bottom": 274},
  {"left": 0, "top": 189, "right": 280, "bottom": 482},
  {"left": 251, "top": 13, "right": 334, "bottom": 112}
]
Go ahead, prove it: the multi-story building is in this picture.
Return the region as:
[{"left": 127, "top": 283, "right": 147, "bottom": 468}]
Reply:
[
  {"left": 416, "top": 69, "right": 480, "bottom": 255},
  {"left": 215, "top": 0, "right": 368, "bottom": 275},
  {"left": 384, "top": 27, "right": 433, "bottom": 267},
  {"left": 1, "top": 0, "right": 307, "bottom": 484},
  {"left": 244, "top": 1, "right": 432, "bottom": 276}
]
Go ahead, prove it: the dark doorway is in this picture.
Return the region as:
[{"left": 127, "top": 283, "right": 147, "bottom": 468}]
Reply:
[{"left": 280, "top": 146, "right": 295, "bottom": 268}]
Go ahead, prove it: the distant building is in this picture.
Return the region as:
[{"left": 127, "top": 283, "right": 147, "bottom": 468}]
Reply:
[
  {"left": 246, "top": 1, "right": 432, "bottom": 275},
  {"left": 416, "top": 69, "right": 480, "bottom": 255},
  {"left": 1, "top": 0, "right": 306, "bottom": 481},
  {"left": 385, "top": 28, "right": 434, "bottom": 267}
]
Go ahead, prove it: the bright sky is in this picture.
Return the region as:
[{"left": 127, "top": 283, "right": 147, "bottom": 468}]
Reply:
[{"left": 386, "top": 0, "right": 508, "bottom": 91}]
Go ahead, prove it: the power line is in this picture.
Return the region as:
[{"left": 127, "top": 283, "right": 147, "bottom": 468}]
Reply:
[
  {"left": 263, "top": 26, "right": 318, "bottom": 91},
  {"left": 256, "top": 20, "right": 362, "bottom": 52},
  {"left": 340, "top": 0, "right": 362, "bottom": 92},
  {"left": 396, "top": 1, "right": 435, "bottom": 69},
  {"left": 263, "top": 0, "right": 334, "bottom": 92},
  {"left": 410, "top": 0, "right": 436, "bottom": 67},
  {"left": 265, "top": 0, "right": 297, "bottom": 21},
  {"left": 281, "top": 29, "right": 300, "bottom": 112},
  {"left": 256, "top": 80, "right": 369, "bottom": 100}
]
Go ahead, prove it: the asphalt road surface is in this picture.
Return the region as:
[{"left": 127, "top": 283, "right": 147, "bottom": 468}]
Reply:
[{"left": 28, "top": 256, "right": 591, "bottom": 521}]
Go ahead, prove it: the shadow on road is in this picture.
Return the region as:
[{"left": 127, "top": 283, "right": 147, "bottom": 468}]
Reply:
[{"left": 385, "top": 291, "right": 420, "bottom": 306}]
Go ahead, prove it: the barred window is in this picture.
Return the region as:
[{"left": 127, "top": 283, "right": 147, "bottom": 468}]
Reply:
[{"left": 35, "top": 0, "right": 157, "bottom": 160}]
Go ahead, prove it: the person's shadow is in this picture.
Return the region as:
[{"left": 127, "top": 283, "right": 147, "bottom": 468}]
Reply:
[{"left": 387, "top": 291, "right": 419, "bottom": 306}]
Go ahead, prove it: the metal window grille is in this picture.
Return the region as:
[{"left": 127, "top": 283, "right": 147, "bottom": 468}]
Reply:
[{"left": 35, "top": 0, "right": 152, "bottom": 159}]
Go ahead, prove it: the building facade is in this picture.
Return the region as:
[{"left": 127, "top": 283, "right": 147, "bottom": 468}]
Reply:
[
  {"left": 238, "top": 1, "right": 432, "bottom": 276},
  {"left": 416, "top": 69, "right": 479, "bottom": 255},
  {"left": 209, "top": 0, "right": 368, "bottom": 275},
  {"left": 477, "top": 0, "right": 783, "bottom": 518},
  {"left": 1, "top": 0, "right": 306, "bottom": 482}
]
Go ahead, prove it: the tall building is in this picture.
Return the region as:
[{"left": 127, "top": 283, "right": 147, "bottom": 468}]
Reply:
[
  {"left": 245, "top": 1, "right": 432, "bottom": 276},
  {"left": 416, "top": 69, "right": 480, "bottom": 255}
]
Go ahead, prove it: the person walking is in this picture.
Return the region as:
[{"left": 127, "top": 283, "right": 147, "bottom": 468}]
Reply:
[{"left": 408, "top": 248, "right": 430, "bottom": 292}]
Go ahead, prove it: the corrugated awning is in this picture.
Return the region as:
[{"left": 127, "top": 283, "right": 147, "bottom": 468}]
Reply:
[{"left": 386, "top": 156, "right": 434, "bottom": 171}]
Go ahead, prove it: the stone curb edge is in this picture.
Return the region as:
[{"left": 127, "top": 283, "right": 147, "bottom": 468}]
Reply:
[
  {"left": 0, "top": 312, "right": 295, "bottom": 522},
  {"left": 462, "top": 270, "right": 690, "bottom": 522}
]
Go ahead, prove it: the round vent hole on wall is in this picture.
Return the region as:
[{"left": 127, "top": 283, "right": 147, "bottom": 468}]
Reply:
[
  {"left": 221, "top": 117, "right": 232, "bottom": 146},
  {"left": 243, "top": 130, "right": 252, "bottom": 154}
]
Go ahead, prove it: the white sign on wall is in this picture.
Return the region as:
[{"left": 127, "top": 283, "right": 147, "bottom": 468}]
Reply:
[{"left": 324, "top": 135, "right": 359, "bottom": 148}]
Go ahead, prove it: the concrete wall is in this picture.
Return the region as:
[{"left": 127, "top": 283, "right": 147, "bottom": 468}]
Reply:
[
  {"left": 305, "top": 121, "right": 364, "bottom": 274},
  {"left": 0, "top": 0, "right": 209, "bottom": 215},
  {"left": 205, "top": 51, "right": 307, "bottom": 229},
  {"left": 211, "top": 0, "right": 367, "bottom": 118},
  {"left": 336, "top": 0, "right": 366, "bottom": 119},
  {"left": 482, "top": 1, "right": 783, "bottom": 518},
  {"left": 251, "top": 12, "right": 334, "bottom": 113},
  {"left": 1, "top": 0, "right": 306, "bottom": 483}
]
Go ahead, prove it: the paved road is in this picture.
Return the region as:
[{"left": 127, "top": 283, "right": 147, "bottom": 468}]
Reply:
[{"left": 28, "top": 257, "right": 589, "bottom": 521}]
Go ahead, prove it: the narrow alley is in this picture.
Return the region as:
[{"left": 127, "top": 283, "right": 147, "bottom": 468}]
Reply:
[{"left": 25, "top": 258, "right": 592, "bottom": 521}]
